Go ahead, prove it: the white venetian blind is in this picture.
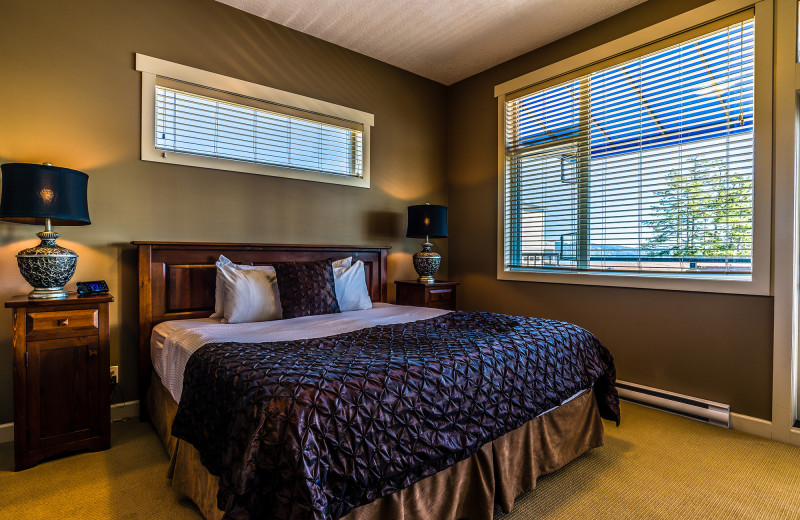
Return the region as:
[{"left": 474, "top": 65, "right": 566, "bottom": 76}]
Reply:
[
  {"left": 503, "top": 15, "right": 754, "bottom": 277},
  {"left": 155, "top": 84, "right": 364, "bottom": 178}
]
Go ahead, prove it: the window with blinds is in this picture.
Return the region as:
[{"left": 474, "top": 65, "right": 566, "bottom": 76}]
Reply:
[
  {"left": 503, "top": 16, "right": 754, "bottom": 277},
  {"left": 155, "top": 85, "right": 363, "bottom": 178}
]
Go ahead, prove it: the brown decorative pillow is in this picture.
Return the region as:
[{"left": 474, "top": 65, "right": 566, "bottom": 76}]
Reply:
[{"left": 274, "top": 259, "right": 341, "bottom": 319}]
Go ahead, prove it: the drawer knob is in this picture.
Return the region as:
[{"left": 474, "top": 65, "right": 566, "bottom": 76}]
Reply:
[
  {"left": 88, "top": 348, "right": 98, "bottom": 358},
  {"left": 57, "top": 319, "right": 69, "bottom": 327}
]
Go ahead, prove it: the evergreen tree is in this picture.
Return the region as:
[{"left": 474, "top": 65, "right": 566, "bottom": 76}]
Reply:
[{"left": 645, "top": 157, "right": 752, "bottom": 258}]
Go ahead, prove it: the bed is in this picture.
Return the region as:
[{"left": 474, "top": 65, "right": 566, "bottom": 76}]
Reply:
[{"left": 133, "top": 241, "right": 619, "bottom": 520}]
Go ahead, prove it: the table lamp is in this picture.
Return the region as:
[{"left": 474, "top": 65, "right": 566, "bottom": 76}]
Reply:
[
  {"left": 0, "top": 163, "right": 90, "bottom": 299},
  {"left": 406, "top": 203, "right": 448, "bottom": 283}
]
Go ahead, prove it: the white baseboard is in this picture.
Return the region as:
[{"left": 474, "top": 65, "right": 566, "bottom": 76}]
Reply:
[
  {"left": 730, "top": 412, "right": 773, "bottom": 439},
  {"left": 111, "top": 400, "right": 140, "bottom": 421},
  {"left": 789, "top": 428, "right": 800, "bottom": 446},
  {"left": 0, "top": 400, "right": 140, "bottom": 445},
  {"left": 0, "top": 422, "right": 12, "bottom": 444}
]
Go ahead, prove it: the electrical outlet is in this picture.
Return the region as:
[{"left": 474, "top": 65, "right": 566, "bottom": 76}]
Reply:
[{"left": 110, "top": 365, "right": 119, "bottom": 386}]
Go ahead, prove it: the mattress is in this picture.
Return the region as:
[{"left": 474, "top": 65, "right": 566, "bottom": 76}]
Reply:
[{"left": 151, "top": 303, "right": 449, "bottom": 403}]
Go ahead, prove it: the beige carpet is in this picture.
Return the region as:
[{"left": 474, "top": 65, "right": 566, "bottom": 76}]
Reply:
[{"left": 2, "top": 402, "right": 800, "bottom": 519}]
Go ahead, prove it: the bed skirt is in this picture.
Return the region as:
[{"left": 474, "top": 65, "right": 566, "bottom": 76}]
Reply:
[{"left": 147, "top": 373, "right": 604, "bottom": 520}]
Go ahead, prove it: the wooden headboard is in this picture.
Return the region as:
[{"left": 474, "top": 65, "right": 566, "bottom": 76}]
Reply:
[{"left": 132, "top": 241, "right": 389, "bottom": 410}]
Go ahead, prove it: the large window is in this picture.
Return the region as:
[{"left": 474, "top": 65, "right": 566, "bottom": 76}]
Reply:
[
  {"left": 136, "top": 54, "right": 374, "bottom": 188},
  {"left": 499, "top": 11, "right": 764, "bottom": 290}
]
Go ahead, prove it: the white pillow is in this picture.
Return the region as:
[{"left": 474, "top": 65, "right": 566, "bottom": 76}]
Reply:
[
  {"left": 333, "top": 260, "right": 372, "bottom": 312},
  {"left": 332, "top": 256, "right": 352, "bottom": 268},
  {"left": 211, "top": 255, "right": 276, "bottom": 318},
  {"left": 218, "top": 262, "right": 282, "bottom": 324}
]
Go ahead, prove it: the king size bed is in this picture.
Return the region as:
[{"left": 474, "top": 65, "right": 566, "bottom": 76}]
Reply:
[{"left": 134, "top": 241, "right": 619, "bottom": 520}]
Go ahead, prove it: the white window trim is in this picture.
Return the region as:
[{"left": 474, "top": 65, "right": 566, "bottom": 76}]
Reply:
[
  {"left": 135, "top": 53, "right": 374, "bottom": 188},
  {"left": 771, "top": 0, "right": 799, "bottom": 446},
  {"left": 494, "top": 0, "right": 772, "bottom": 296}
]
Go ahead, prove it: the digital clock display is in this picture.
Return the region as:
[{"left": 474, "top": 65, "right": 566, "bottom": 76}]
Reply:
[{"left": 77, "top": 280, "right": 109, "bottom": 296}]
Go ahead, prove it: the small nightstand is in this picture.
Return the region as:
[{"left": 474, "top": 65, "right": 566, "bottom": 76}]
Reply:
[
  {"left": 5, "top": 293, "right": 113, "bottom": 470},
  {"left": 395, "top": 280, "right": 459, "bottom": 310}
]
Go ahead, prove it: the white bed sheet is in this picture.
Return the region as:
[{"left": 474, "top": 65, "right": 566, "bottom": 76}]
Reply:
[{"left": 152, "top": 303, "right": 449, "bottom": 403}]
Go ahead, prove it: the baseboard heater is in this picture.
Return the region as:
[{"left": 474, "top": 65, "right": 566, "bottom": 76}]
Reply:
[{"left": 616, "top": 380, "right": 731, "bottom": 428}]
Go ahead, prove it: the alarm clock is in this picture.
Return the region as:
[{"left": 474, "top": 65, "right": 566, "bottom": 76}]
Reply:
[{"left": 76, "top": 280, "right": 109, "bottom": 296}]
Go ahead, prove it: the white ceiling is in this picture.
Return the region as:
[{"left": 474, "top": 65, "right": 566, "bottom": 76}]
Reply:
[{"left": 215, "top": 0, "right": 647, "bottom": 85}]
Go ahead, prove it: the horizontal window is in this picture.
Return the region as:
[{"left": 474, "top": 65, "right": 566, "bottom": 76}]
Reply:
[
  {"left": 155, "top": 85, "right": 362, "bottom": 178},
  {"left": 136, "top": 54, "right": 374, "bottom": 188},
  {"left": 500, "top": 13, "right": 759, "bottom": 287}
]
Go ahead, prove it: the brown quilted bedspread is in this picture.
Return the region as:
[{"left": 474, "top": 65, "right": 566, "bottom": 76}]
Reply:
[{"left": 171, "top": 311, "right": 619, "bottom": 520}]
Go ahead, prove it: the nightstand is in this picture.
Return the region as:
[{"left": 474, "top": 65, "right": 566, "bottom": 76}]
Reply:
[
  {"left": 5, "top": 293, "right": 113, "bottom": 470},
  {"left": 395, "top": 280, "right": 459, "bottom": 310}
]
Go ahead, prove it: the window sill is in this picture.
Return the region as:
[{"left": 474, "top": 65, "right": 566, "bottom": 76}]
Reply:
[
  {"left": 498, "top": 267, "right": 768, "bottom": 296},
  {"left": 142, "top": 149, "right": 370, "bottom": 188}
]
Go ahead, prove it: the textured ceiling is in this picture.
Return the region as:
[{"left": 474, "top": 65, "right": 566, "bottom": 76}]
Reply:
[{"left": 215, "top": 0, "right": 647, "bottom": 85}]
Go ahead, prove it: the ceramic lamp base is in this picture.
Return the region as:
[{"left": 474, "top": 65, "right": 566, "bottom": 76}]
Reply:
[
  {"left": 412, "top": 242, "right": 441, "bottom": 284},
  {"left": 17, "top": 229, "right": 77, "bottom": 300}
]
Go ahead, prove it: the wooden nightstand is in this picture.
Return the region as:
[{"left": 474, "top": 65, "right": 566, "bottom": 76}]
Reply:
[
  {"left": 5, "top": 293, "right": 113, "bottom": 470},
  {"left": 395, "top": 280, "right": 459, "bottom": 310}
]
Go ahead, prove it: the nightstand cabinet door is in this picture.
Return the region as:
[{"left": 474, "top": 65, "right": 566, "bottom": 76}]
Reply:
[
  {"left": 27, "top": 336, "right": 101, "bottom": 451},
  {"left": 6, "top": 294, "right": 113, "bottom": 470}
]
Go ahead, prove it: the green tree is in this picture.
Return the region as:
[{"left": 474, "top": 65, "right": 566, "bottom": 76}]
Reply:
[{"left": 644, "top": 157, "right": 752, "bottom": 258}]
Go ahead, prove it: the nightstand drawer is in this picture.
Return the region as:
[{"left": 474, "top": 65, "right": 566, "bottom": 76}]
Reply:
[
  {"left": 27, "top": 309, "right": 99, "bottom": 335},
  {"left": 428, "top": 288, "right": 454, "bottom": 302},
  {"left": 395, "top": 280, "right": 459, "bottom": 310}
]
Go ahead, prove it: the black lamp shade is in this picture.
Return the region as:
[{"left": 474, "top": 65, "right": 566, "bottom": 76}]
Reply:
[
  {"left": 406, "top": 204, "right": 447, "bottom": 239},
  {"left": 0, "top": 163, "right": 90, "bottom": 226}
]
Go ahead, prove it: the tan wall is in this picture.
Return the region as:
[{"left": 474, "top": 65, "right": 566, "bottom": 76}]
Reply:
[
  {"left": 446, "top": 0, "right": 773, "bottom": 419},
  {"left": 0, "top": 0, "right": 448, "bottom": 423}
]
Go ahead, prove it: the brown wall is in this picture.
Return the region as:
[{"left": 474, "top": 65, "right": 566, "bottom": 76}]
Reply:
[
  {"left": 0, "top": 0, "right": 448, "bottom": 424},
  {"left": 446, "top": 0, "right": 773, "bottom": 419}
]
